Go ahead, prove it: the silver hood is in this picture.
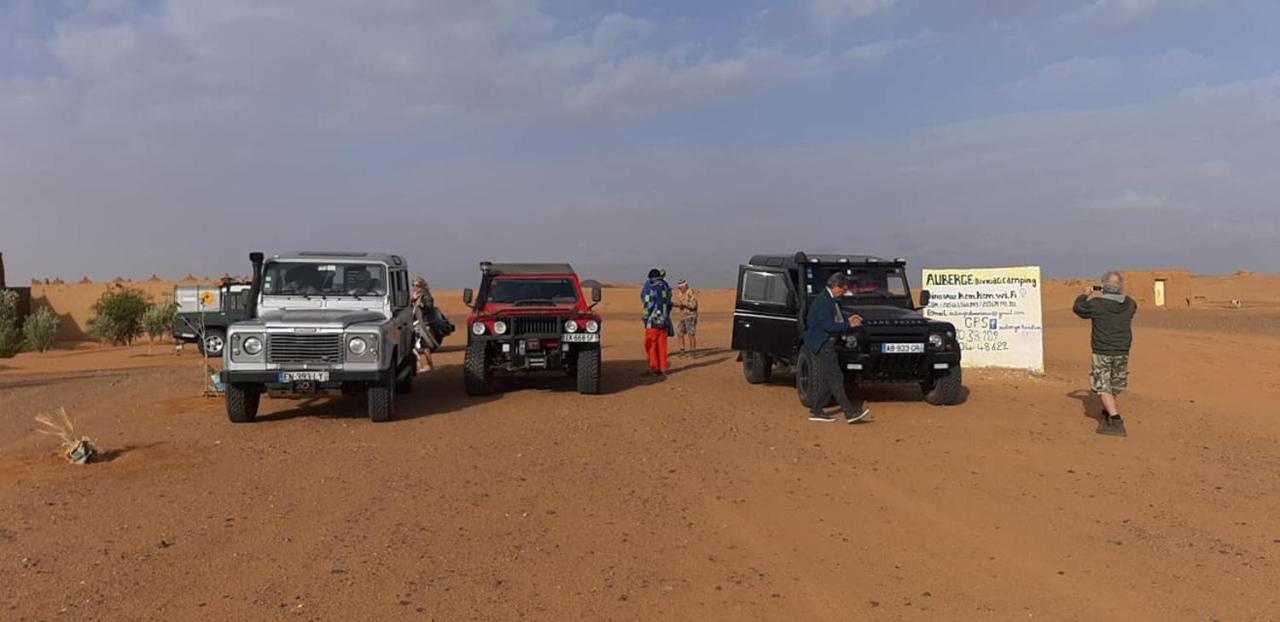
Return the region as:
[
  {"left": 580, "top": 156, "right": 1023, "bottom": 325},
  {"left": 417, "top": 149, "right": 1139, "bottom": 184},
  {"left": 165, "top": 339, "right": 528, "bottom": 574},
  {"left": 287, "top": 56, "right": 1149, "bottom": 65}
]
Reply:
[{"left": 255, "top": 309, "right": 386, "bottom": 328}]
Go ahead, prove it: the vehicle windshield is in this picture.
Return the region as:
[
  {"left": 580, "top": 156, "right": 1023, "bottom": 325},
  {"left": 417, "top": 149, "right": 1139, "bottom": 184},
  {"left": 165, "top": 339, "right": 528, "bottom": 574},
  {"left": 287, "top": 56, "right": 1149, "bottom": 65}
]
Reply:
[
  {"left": 485, "top": 278, "right": 579, "bottom": 305},
  {"left": 261, "top": 262, "right": 387, "bottom": 297},
  {"left": 805, "top": 265, "right": 910, "bottom": 299}
]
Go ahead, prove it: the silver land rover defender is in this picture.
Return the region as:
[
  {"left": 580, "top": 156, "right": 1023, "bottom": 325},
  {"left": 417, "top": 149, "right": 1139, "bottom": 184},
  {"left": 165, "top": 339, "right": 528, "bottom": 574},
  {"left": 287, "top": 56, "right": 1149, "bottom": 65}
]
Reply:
[{"left": 220, "top": 251, "right": 418, "bottom": 423}]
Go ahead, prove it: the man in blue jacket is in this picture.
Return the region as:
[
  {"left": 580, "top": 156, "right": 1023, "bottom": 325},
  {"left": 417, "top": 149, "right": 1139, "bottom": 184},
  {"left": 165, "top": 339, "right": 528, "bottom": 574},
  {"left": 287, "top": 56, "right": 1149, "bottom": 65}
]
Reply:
[{"left": 803, "top": 273, "right": 870, "bottom": 423}]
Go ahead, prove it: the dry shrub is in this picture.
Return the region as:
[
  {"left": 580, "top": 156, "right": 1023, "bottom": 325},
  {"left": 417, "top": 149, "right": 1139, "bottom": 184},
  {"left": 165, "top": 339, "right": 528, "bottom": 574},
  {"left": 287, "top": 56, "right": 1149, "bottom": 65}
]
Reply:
[
  {"left": 142, "top": 302, "right": 177, "bottom": 354},
  {"left": 0, "top": 290, "right": 22, "bottom": 358},
  {"left": 34, "top": 408, "right": 97, "bottom": 465},
  {"left": 88, "top": 288, "right": 151, "bottom": 345},
  {"left": 23, "top": 306, "right": 60, "bottom": 353}
]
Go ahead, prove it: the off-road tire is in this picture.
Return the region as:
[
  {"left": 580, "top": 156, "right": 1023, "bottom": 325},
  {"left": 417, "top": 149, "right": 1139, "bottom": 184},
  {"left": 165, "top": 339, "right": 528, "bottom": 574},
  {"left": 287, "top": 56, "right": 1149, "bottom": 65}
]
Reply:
[
  {"left": 225, "top": 383, "right": 260, "bottom": 423},
  {"left": 368, "top": 373, "right": 395, "bottom": 422},
  {"left": 743, "top": 351, "right": 773, "bottom": 384},
  {"left": 394, "top": 356, "right": 414, "bottom": 395},
  {"left": 795, "top": 348, "right": 835, "bottom": 409},
  {"left": 199, "top": 328, "right": 226, "bottom": 357},
  {"left": 576, "top": 346, "right": 601, "bottom": 395},
  {"left": 923, "top": 365, "right": 963, "bottom": 406},
  {"left": 463, "top": 340, "right": 495, "bottom": 396}
]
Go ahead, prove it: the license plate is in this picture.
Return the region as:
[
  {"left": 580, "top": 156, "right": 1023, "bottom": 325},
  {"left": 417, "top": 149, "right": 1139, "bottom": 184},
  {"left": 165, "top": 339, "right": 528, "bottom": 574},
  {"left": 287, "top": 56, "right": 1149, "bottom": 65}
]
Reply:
[
  {"left": 279, "top": 371, "right": 330, "bottom": 383},
  {"left": 881, "top": 343, "right": 924, "bottom": 354},
  {"left": 562, "top": 333, "right": 600, "bottom": 343}
]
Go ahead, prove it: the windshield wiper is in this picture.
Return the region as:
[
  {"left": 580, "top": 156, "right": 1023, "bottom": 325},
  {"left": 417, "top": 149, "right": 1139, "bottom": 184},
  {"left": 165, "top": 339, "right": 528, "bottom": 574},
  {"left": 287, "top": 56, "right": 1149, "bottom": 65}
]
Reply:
[{"left": 512, "top": 299, "right": 556, "bottom": 306}]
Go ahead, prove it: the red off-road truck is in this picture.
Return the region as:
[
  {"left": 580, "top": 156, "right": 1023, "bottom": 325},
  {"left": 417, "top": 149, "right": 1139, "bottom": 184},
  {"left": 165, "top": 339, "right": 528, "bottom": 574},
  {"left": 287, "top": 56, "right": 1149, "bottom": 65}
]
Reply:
[{"left": 462, "top": 262, "right": 603, "bottom": 395}]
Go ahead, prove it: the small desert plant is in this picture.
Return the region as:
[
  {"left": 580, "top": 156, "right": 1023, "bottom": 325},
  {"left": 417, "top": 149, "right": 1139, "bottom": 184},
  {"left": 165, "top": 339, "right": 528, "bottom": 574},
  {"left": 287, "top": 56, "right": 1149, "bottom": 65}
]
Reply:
[
  {"left": 88, "top": 313, "right": 123, "bottom": 346},
  {"left": 0, "top": 290, "right": 22, "bottom": 358},
  {"left": 142, "top": 302, "right": 177, "bottom": 353},
  {"left": 88, "top": 288, "right": 151, "bottom": 345},
  {"left": 34, "top": 408, "right": 97, "bottom": 464},
  {"left": 22, "top": 306, "right": 60, "bottom": 353}
]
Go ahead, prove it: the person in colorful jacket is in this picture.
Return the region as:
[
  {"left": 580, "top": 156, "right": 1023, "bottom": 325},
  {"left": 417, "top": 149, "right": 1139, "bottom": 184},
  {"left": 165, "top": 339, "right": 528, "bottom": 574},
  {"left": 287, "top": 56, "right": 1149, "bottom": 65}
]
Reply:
[{"left": 641, "top": 268, "right": 673, "bottom": 376}]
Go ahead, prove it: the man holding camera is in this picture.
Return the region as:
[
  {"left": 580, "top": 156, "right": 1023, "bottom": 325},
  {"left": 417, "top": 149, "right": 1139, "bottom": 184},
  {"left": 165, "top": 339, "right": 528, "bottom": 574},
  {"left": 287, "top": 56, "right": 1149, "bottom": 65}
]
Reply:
[
  {"left": 1073, "top": 271, "right": 1138, "bottom": 436},
  {"left": 803, "top": 273, "right": 871, "bottom": 424}
]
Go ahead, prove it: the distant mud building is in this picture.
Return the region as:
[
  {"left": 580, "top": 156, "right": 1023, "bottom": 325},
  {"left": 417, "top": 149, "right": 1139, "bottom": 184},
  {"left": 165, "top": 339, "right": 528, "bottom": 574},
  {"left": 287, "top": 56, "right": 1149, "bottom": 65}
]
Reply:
[{"left": 1121, "top": 269, "right": 1190, "bottom": 308}]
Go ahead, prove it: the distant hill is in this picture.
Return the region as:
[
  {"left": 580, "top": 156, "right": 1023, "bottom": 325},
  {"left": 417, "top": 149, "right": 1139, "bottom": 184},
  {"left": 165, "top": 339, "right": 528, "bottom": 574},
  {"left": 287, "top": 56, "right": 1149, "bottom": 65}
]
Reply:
[{"left": 580, "top": 279, "right": 620, "bottom": 289}]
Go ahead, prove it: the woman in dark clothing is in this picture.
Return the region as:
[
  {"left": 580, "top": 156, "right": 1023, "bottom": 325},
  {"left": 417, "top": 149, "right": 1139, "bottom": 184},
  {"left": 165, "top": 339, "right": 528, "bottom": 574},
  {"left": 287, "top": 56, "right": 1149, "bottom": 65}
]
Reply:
[{"left": 412, "top": 277, "right": 439, "bottom": 372}]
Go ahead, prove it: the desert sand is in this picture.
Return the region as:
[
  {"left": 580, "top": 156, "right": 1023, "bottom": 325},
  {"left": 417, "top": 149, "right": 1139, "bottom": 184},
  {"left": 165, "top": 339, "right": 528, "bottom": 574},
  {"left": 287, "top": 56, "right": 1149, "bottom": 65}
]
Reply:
[{"left": 2, "top": 277, "right": 1279, "bottom": 621}]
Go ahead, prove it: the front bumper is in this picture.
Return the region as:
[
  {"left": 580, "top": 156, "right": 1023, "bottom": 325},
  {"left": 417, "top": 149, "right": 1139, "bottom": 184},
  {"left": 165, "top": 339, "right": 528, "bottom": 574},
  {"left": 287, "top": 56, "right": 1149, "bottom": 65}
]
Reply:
[
  {"left": 220, "top": 367, "right": 392, "bottom": 386},
  {"left": 837, "top": 349, "right": 961, "bottom": 381},
  {"left": 473, "top": 332, "right": 599, "bottom": 371}
]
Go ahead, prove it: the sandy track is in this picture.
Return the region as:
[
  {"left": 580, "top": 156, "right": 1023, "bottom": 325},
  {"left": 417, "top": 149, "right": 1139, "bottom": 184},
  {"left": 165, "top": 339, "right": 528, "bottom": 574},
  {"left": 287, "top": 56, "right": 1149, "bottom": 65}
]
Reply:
[{"left": 2, "top": 291, "right": 1278, "bottom": 621}]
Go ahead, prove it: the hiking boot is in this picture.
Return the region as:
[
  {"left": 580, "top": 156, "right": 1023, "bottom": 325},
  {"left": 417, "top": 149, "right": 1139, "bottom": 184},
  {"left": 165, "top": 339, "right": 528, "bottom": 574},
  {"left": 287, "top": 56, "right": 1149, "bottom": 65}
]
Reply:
[
  {"left": 1097, "top": 415, "right": 1127, "bottom": 437},
  {"left": 809, "top": 412, "right": 838, "bottom": 423},
  {"left": 1109, "top": 415, "right": 1127, "bottom": 436}
]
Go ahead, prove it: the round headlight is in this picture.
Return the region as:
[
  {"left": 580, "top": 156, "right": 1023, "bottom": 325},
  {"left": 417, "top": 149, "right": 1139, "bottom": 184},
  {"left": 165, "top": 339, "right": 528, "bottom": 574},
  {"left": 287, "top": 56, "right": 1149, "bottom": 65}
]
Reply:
[
  {"left": 493, "top": 320, "right": 508, "bottom": 335},
  {"left": 471, "top": 322, "right": 487, "bottom": 336},
  {"left": 243, "top": 336, "right": 263, "bottom": 355},
  {"left": 348, "top": 336, "right": 369, "bottom": 356},
  {"left": 928, "top": 333, "right": 945, "bottom": 349},
  {"left": 564, "top": 320, "right": 578, "bottom": 333},
  {"left": 585, "top": 320, "right": 599, "bottom": 334}
]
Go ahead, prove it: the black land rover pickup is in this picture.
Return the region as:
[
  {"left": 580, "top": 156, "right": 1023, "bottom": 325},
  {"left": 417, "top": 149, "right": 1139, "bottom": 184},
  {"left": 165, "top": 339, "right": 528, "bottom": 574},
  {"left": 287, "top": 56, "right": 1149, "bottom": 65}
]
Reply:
[{"left": 730, "top": 253, "right": 963, "bottom": 406}]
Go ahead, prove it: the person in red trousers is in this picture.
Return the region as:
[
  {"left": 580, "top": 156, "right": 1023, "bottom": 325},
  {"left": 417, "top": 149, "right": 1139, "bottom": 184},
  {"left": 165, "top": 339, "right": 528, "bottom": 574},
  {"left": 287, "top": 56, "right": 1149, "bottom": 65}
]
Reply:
[{"left": 641, "top": 268, "right": 673, "bottom": 376}]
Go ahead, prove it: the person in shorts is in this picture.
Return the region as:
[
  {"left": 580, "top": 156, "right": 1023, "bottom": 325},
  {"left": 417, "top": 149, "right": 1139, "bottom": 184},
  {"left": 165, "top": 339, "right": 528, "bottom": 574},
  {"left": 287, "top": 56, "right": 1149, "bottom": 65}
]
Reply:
[
  {"left": 1073, "top": 271, "right": 1138, "bottom": 436},
  {"left": 673, "top": 279, "right": 699, "bottom": 356}
]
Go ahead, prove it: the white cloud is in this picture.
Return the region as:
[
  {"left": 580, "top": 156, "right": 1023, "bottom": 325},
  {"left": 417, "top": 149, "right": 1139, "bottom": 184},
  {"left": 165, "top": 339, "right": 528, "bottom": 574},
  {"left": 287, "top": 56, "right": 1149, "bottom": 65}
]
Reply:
[
  {"left": 1088, "top": 190, "right": 1174, "bottom": 211},
  {"left": 2, "top": 0, "right": 894, "bottom": 130},
  {"left": 0, "top": 1, "right": 1275, "bottom": 283},
  {"left": 561, "top": 43, "right": 894, "bottom": 116},
  {"left": 992, "top": 49, "right": 1212, "bottom": 106},
  {"left": 1062, "top": 0, "right": 1216, "bottom": 25},
  {"left": 809, "top": 0, "right": 897, "bottom": 31},
  {"left": 8, "top": 70, "right": 1277, "bottom": 283}
]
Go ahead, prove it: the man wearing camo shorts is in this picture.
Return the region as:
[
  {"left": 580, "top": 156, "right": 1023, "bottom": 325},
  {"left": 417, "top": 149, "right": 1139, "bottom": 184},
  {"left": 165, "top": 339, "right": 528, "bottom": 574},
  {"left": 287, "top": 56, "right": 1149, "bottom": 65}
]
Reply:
[
  {"left": 674, "top": 279, "right": 699, "bottom": 356},
  {"left": 1073, "top": 271, "right": 1138, "bottom": 436}
]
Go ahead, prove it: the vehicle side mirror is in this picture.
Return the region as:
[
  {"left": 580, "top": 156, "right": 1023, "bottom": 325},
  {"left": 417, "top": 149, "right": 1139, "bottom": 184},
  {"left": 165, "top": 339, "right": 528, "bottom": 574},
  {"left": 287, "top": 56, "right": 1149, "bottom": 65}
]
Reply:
[
  {"left": 918, "top": 289, "right": 931, "bottom": 309},
  {"left": 462, "top": 288, "right": 474, "bottom": 307},
  {"left": 591, "top": 287, "right": 602, "bottom": 305}
]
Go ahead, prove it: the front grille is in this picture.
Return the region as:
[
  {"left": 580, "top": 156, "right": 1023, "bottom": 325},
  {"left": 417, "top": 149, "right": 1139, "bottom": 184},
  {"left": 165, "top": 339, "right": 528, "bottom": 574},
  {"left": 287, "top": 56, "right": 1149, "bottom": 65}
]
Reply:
[
  {"left": 512, "top": 316, "right": 560, "bottom": 336},
  {"left": 870, "top": 353, "right": 928, "bottom": 377},
  {"left": 268, "top": 334, "right": 343, "bottom": 364}
]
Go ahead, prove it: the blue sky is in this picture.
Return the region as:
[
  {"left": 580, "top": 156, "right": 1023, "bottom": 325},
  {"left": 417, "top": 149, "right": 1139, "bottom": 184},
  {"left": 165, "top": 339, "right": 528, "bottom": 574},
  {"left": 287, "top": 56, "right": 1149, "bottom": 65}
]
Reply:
[{"left": 2, "top": 0, "right": 1277, "bottom": 287}]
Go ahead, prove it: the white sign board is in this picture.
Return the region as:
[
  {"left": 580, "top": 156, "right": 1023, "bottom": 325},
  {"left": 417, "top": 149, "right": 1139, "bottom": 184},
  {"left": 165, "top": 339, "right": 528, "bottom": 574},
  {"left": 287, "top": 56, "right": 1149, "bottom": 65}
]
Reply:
[{"left": 921, "top": 266, "right": 1044, "bottom": 372}]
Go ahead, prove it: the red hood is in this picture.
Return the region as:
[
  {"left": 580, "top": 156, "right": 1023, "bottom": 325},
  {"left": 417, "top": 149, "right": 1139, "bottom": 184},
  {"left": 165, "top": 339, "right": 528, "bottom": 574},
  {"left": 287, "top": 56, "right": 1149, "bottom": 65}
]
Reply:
[{"left": 475, "top": 302, "right": 584, "bottom": 317}]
